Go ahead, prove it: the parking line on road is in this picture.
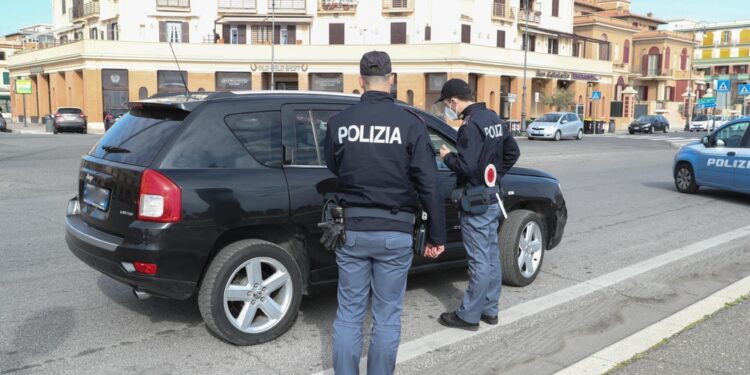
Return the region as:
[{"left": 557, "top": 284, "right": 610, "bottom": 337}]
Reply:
[
  {"left": 554, "top": 273, "right": 750, "bottom": 375},
  {"left": 313, "top": 224, "right": 750, "bottom": 375}
]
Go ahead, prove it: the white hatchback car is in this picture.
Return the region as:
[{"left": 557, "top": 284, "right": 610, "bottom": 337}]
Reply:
[{"left": 527, "top": 112, "right": 584, "bottom": 141}]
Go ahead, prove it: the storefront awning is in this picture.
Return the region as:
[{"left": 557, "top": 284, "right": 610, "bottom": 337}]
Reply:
[{"left": 217, "top": 15, "right": 313, "bottom": 24}]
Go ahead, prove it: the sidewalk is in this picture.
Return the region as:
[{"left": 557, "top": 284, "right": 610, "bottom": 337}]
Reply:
[
  {"left": 613, "top": 294, "right": 750, "bottom": 375},
  {"left": 5, "top": 120, "right": 104, "bottom": 135}
]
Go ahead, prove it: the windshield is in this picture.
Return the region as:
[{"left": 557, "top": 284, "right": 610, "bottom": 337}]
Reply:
[
  {"left": 692, "top": 115, "right": 707, "bottom": 121},
  {"left": 635, "top": 116, "right": 653, "bottom": 122},
  {"left": 536, "top": 114, "right": 562, "bottom": 123},
  {"left": 58, "top": 108, "right": 82, "bottom": 114}
]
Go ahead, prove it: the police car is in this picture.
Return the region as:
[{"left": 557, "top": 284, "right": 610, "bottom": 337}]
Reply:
[{"left": 673, "top": 118, "right": 750, "bottom": 194}]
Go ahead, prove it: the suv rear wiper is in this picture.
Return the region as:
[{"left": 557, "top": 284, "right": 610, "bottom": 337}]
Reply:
[{"left": 101, "top": 145, "right": 131, "bottom": 153}]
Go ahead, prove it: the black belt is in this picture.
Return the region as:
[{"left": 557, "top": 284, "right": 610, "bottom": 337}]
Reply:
[{"left": 344, "top": 208, "right": 416, "bottom": 224}]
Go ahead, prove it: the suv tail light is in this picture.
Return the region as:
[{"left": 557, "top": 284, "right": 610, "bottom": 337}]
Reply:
[
  {"left": 54, "top": 113, "right": 61, "bottom": 117},
  {"left": 137, "top": 169, "right": 181, "bottom": 223},
  {"left": 79, "top": 114, "right": 86, "bottom": 118}
]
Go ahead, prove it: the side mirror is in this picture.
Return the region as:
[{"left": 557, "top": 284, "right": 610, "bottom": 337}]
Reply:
[
  {"left": 561, "top": 119, "right": 568, "bottom": 124},
  {"left": 702, "top": 136, "right": 710, "bottom": 147}
]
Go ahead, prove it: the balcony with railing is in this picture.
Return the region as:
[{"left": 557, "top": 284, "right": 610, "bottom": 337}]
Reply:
[
  {"left": 218, "top": 0, "right": 257, "bottom": 13},
  {"left": 382, "top": 0, "right": 413, "bottom": 14},
  {"left": 318, "top": 0, "right": 357, "bottom": 14},
  {"left": 518, "top": 3, "right": 541, "bottom": 24},
  {"left": 491, "top": 3, "right": 514, "bottom": 21},
  {"left": 70, "top": 1, "right": 100, "bottom": 21},
  {"left": 269, "top": 0, "right": 307, "bottom": 13},
  {"left": 156, "top": 0, "right": 190, "bottom": 11}
]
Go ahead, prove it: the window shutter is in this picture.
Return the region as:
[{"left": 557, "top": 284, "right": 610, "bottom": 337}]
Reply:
[
  {"left": 329, "top": 23, "right": 344, "bottom": 45},
  {"left": 159, "top": 21, "right": 166, "bottom": 42},
  {"left": 425, "top": 26, "right": 431, "bottom": 41},
  {"left": 223, "top": 24, "right": 230, "bottom": 43},
  {"left": 461, "top": 25, "right": 471, "bottom": 44},
  {"left": 497, "top": 30, "right": 505, "bottom": 48},
  {"left": 273, "top": 25, "right": 281, "bottom": 45},
  {"left": 182, "top": 22, "right": 189, "bottom": 43},
  {"left": 642, "top": 54, "right": 649, "bottom": 75},
  {"left": 238, "top": 25, "right": 247, "bottom": 44},
  {"left": 552, "top": 0, "right": 559, "bottom": 17},
  {"left": 287, "top": 25, "right": 296, "bottom": 44},
  {"left": 390, "top": 22, "right": 406, "bottom": 44}
]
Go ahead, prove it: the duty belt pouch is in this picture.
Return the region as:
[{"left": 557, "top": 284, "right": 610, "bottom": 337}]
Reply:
[
  {"left": 317, "top": 199, "right": 346, "bottom": 252},
  {"left": 458, "top": 186, "right": 490, "bottom": 215}
]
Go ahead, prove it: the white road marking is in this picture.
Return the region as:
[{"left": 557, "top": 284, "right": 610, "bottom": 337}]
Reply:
[
  {"left": 313, "top": 224, "right": 750, "bottom": 375},
  {"left": 554, "top": 274, "right": 750, "bottom": 375}
]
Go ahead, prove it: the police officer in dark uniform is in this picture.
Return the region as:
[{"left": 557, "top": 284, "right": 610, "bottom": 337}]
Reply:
[
  {"left": 324, "top": 51, "right": 447, "bottom": 375},
  {"left": 437, "top": 78, "right": 520, "bottom": 330}
]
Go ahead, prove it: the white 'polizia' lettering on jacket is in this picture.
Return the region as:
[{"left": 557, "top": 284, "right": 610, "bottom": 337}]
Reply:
[
  {"left": 484, "top": 124, "right": 504, "bottom": 138},
  {"left": 338, "top": 125, "right": 403, "bottom": 144}
]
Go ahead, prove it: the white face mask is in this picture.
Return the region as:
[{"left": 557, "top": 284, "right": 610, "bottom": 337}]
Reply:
[{"left": 444, "top": 103, "right": 459, "bottom": 121}]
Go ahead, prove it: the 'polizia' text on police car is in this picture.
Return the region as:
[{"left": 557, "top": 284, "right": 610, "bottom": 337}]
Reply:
[{"left": 673, "top": 118, "right": 750, "bottom": 195}]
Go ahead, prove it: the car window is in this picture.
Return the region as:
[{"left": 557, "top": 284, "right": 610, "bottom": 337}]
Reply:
[
  {"left": 58, "top": 108, "right": 83, "bottom": 114},
  {"left": 693, "top": 115, "right": 707, "bottom": 121},
  {"left": 161, "top": 114, "right": 255, "bottom": 169},
  {"left": 90, "top": 109, "right": 185, "bottom": 166},
  {"left": 566, "top": 114, "right": 577, "bottom": 122},
  {"left": 537, "top": 113, "right": 562, "bottom": 123},
  {"left": 428, "top": 129, "right": 456, "bottom": 171},
  {"left": 292, "top": 109, "right": 339, "bottom": 166},
  {"left": 714, "top": 122, "right": 749, "bottom": 148},
  {"left": 225, "top": 111, "right": 283, "bottom": 167}
]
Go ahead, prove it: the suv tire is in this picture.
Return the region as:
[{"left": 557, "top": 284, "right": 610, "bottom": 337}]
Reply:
[
  {"left": 500, "top": 210, "right": 545, "bottom": 287},
  {"left": 199, "top": 239, "right": 303, "bottom": 346}
]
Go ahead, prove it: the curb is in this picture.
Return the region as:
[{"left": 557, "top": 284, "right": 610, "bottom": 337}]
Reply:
[{"left": 554, "top": 274, "right": 750, "bottom": 375}]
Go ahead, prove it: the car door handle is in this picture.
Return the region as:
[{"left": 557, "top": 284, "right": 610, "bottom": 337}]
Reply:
[{"left": 727, "top": 151, "right": 736, "bottom": 157}]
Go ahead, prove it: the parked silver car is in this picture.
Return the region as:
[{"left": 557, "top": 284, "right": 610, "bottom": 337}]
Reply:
[{"left": 527, "top": 112, "right": 584, "bottom": 141}]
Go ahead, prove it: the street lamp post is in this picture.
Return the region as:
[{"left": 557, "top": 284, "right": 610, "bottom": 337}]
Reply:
[
  {"left": 270, "top": 0, "right": 276, "bottom": 91},
  {"left": 521, "top": 0, "right": 533, "bottom": 133}
]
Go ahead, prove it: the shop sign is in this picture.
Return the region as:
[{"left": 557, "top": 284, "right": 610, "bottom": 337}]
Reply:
[
  {"left": 535, "top": 70, "right": 600, "bottom": 82},
  {"left": 251, "top": 64, "right": 308, "bottom": 73}
]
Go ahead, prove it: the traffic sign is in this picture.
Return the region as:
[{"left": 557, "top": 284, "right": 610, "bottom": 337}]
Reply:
[
  {"left": 698, "top": 97, "right": 716, "bottom": 104},
  {"left": 697, "top": 102, "right": 717, "bottom": 109},
  {"left": 15, "top": 79, "right": 32, "bottom": 94},
  {"left": 739, "top": 84, "right": 750, "bottom": 96},
  {"left": 716, "top": 79, "right": 730, "bottom": 93},
  {"left": 507, "top": 93, "right": 517, "bottom": 103},
  {"left": 591, "top": 91, "right": 602, "bottom": 100}
]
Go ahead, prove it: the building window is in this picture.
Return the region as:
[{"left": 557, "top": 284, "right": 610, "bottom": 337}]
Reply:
[
  {"left": 722, "top": 31, "right": 731, "bottom": 45},
  {"left": 623, "top": 39, "right": 630, "bottom": 64},
  {"left": 407, "top": 90, "right": 414, "bottom": 105},
  {"left": 138, "top": 87, "right": 149, "bottom": 100},
  {"left": 599, "top": 34, "right": 609, "bottom": 61},
  {"left": 310, "top": 73, "right": 344, "bottom": 92},
  {"left": 251, "top": 25, "right": 273, "bottom": 44},
  {"left": 216, "top": 72, "right": 251, "bottom": 91},
  {"left": 391, "top": 22, "right": 406, "bottom": 44},
  {"left": 552, "top": 0, "right": 559, "bottom": 17},
  {"left": 548, "top": 38, "right": 558, "bottom": 54},
  {"left": 108, "top": 23, "right": 119, "bottom": 40},
  {"left": 425, "top": 73, "right": 447, "bottom": 116},
  {"left": 573, "top": 41, "right": 581, "bottom": 57},
  {"left": 2, "top": 72, "right": 9, "bottom": 85},
  {"left": 680, "top": 48, "right": 688, "bottom": 70},
  {"left": 167, "top": 22, "right": 182, "bottom": 43},
  {"left": 497, "top": 30, "right": 505, "bottom": 48},
  {"left": 157, "top": 70, "right": 188, "bottom": 93},
  {"left": 62, "top": 0, "right": 66, "bottom": 14},
  {"left": 0, "top": 52, "right": 5, "bottom": 60},
  {"left": 522, "top": 35, "right": 536, "bottom": 52},
  {"left": 101, "top": 69, "right": 129, "bottom": 117},
  {"left": 425, "top": 25, "right": 431, "bottom": 41},
  {"left": 329, "top": 23, "right": 345, "bottom": 45},
  {"left": 90, "top": 27, "right": 99, "bottom": 40},
  {"left": 230, "top": 26, "right": 239, "bottom": 44},
  {"left": 461, "top": 24, "right": 471, "bottom": 44}
]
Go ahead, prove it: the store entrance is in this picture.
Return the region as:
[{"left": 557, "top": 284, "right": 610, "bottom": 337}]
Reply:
[{"left": 263, "top": 73, "right": 298, "bottom": 90}]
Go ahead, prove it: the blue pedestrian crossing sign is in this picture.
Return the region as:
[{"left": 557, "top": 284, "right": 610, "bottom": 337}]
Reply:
[
  {"left": 716, "top": 80, "right": 730, "bottom": 93},
  {"left": 591, "top": 91, "right": 602, "bottom": 100},
  {"left": 739, "top": 84, "right": 750, "bottom": 96}
]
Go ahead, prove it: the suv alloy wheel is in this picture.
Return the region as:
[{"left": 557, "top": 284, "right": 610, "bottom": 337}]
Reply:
[
  {"left": 500, "top": 210, "right": 545, "bottom": 286},
  {"left": 199, "top": 240, "right": 303, "bottom": 345}
]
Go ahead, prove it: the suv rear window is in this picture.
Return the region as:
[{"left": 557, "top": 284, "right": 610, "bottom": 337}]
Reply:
[
  {"left": 58, "top": 108, "right": 83, "bottom": 114},
  {"left": 89, "top": 107, "right": 186, "bottom": 166}
]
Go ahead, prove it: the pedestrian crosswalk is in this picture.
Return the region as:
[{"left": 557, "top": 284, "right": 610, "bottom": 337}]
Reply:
[{"left": 603, "top": 134, "right": 700, "bottom": 148}]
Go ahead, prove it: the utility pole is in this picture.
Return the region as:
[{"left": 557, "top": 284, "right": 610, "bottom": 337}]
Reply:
[
  {"left": 521, "top": 0, "right": 531, "bottom": 132},
  {"left": 270, "top": 0, "right": 276, "bottom": 91}
]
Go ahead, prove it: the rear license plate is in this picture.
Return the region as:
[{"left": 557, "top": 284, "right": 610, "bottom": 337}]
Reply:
[{"left": 83, "top": 183, "right": 111, "bottom": 211}]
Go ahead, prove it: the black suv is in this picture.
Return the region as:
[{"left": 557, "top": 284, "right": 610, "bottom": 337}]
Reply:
[
  {"left": 66, "top": 92, "right": 567, "bottom": 346},
  {"left": 628, "top": 115, "right": 670, "bottom": 134}
]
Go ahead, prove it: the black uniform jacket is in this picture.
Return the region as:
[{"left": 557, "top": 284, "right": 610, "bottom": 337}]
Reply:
[
  {"left": 324, "top": 90, "right": 447, "bottom": 245},
  {"left": 443, "top": 103, "right": 521, "bottom": 193}
]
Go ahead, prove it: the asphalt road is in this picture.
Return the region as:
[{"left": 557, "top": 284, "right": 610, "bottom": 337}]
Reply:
[{"left": 1, "top": 131, "right": 748, "bottom": 375}]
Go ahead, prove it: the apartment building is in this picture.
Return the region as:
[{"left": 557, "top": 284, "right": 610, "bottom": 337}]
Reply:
[
  {"left": 670, "top": 19, "right": 750, "bottom": 113},
  {"left": 8, "top": 0, "right": 615, "bottom": 127},
  {"left": 573, "top": 0, "right": 701, "bottom": 127}
]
